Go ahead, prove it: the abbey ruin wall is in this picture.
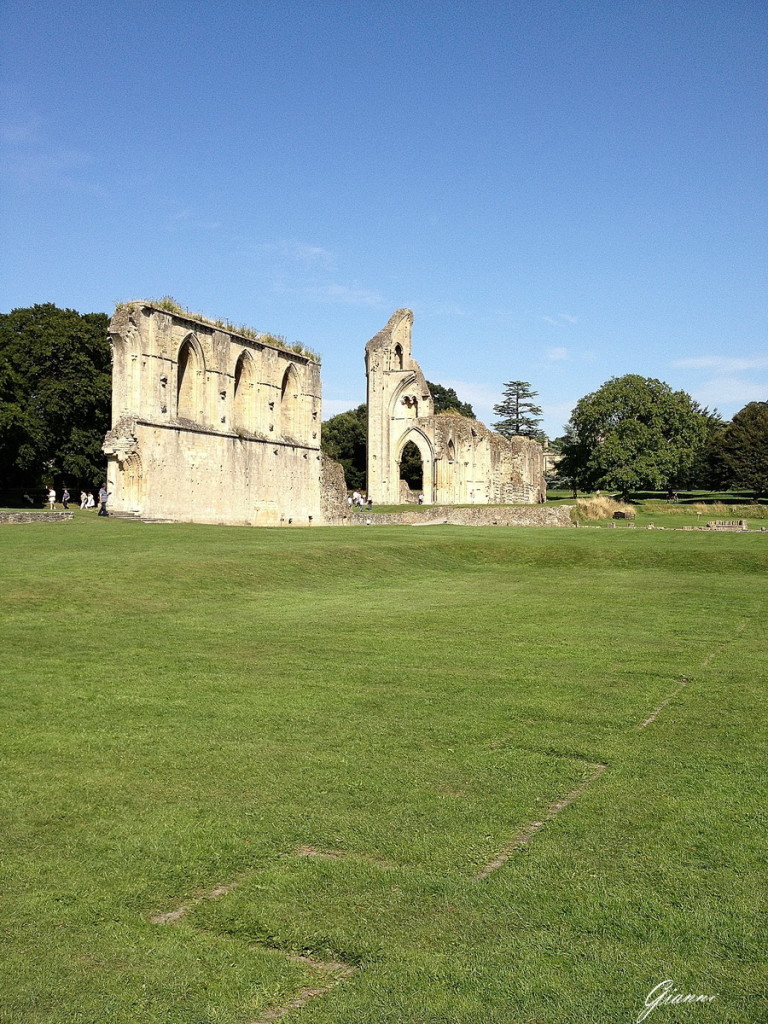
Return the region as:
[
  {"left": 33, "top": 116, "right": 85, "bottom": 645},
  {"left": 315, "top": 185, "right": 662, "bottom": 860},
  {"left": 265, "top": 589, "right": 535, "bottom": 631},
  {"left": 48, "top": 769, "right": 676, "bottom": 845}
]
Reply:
[
  {"left": 103, "top": 302, "right": 548, "bottom": 527},
  {"left": 104, "top": 303, "right": 329, "bottom": 525}
]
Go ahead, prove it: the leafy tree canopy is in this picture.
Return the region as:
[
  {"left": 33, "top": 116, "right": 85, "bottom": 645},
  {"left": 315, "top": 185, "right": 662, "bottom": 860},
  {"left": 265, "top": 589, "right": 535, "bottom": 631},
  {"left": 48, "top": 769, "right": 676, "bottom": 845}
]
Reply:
[
  {"left": 558, "top": 375, "right": 708, "bottom": 496},
  {"left": 321, "top": 403, "right": 367, "bottom": 491},
  {"left": 714, "top": 401, "right": 768, "bottom": 497},
  {"left": 426, "top": 381, "right": 474, "bottom": 418},
  {"left": 0, "top": 303, "right": 111, "bottom": 491},
  {"left": 493, "top": 380, "right": 544, "bottom": 440}
]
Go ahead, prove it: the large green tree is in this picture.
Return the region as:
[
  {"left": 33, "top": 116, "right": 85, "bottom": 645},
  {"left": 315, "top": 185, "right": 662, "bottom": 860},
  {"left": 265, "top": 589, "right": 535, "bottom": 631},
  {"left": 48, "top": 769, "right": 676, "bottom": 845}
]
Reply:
[
  {"left": 714, "top": 401, "right": 768, "bottom": 497},
  {"left": 0, "top": 304, "right": 111, "bottom": 492},
  {"left": 493, "top": 381, "right": 544, "bottom": 439},
  {"left": 558, "top": 375, "right": 708, "bottom": 497},
  {"left": 684, "top": 404, "right": 727, "bottom": 489},
  {"left": 321, "top": 403, "right": 368, "bottom": 490},
  {"left": 426, "top": 381, "right": 474, "bottom": 418}
]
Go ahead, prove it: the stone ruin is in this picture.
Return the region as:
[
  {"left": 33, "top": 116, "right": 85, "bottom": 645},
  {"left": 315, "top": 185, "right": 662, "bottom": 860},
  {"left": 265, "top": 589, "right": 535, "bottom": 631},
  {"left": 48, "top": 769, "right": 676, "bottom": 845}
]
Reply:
[
  {"left": 103, "top": 304, "right": 546, "bottom": 524},
  {"left": 365, "top": 309, "right": 545, "bottom": 506}
]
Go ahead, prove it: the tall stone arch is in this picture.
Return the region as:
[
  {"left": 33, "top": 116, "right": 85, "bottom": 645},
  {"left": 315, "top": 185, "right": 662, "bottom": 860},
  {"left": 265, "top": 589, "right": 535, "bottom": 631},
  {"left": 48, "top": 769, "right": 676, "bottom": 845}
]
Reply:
[
  {"left": 176, "top": 333, "right": 206, "bottom": 424},
  {"left": 395, "top": 427, "right": 435, "bottom": 503},
  {"left": 365, "top": 309, "right": 434, "bottom": 503},
  {"left": 280, "top": 363, "right": 301, "bottom": 440},
  {"left": 233, "top": 349, "right": 256, "bottom": 433},
  {"left": 365, "top": 309, "right": 546, "bottom": 506}
]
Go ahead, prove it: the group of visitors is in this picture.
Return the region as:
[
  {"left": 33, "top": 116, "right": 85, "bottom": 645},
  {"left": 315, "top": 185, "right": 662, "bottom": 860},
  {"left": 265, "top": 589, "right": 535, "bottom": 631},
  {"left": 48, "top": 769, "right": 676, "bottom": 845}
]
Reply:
[
  {"left": 348, "top": 490, "right": 373, "bottom": 510},
  {"left": 44, "top": 485, "right": 110, "bottom": 515}
]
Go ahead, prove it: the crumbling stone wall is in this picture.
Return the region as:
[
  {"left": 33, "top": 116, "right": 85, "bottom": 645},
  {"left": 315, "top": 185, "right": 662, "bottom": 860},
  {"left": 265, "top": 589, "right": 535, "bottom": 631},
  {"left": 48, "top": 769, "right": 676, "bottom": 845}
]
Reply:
[
  {"left": 104, "top": 303, "right": 324, "bottom": 525},
  {"left": 320, "top": 453, "right": 349, "bottom": 522},
  {"left": 365, "top": 310, "right": 546, "bottom": 505},
  {"left": 0, "top": 511, "right": 74, "bottom": 525},
  {"left": 326, "top": 505, "right": 574, "bottom": 527}
]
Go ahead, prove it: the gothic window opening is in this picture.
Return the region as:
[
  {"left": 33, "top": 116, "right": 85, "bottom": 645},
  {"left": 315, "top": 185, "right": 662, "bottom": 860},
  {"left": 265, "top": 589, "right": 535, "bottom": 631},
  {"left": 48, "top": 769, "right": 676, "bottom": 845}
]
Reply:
[
  {"left": 177, "top": 338, "right": 203, "bottom": 422},
  {"left": 233, "top": 351, "right": 255, "bottom": 432},
  {"left": 280, "top": 363, "right": 301, "bottom": 439}
]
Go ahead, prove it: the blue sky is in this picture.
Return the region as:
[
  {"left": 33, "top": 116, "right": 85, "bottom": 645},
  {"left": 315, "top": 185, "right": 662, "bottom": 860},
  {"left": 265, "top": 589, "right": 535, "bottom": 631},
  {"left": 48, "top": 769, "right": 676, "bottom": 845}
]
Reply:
[{"left": 2, "top": 0, "right": 766, "bottom": 437}]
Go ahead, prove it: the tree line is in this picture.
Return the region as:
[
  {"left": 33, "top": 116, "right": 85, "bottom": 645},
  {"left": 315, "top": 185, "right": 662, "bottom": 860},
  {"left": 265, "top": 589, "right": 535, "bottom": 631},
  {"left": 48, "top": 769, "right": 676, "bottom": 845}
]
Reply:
[
  {"left": 554, "top": 376, "right": 768, "bottom": 499},
  {"left": 0, "top": 304, "right": 111, "bottom": 500},
  {"left": 2, "top": 303, "right": 766, "bottom": 501}
]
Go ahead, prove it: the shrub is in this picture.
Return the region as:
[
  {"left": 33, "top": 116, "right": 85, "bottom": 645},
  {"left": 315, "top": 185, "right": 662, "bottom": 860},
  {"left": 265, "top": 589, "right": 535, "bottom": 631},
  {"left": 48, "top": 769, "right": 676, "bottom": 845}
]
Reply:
[{"left": 575, "top": 496, "right": 633, "bottom": 521}]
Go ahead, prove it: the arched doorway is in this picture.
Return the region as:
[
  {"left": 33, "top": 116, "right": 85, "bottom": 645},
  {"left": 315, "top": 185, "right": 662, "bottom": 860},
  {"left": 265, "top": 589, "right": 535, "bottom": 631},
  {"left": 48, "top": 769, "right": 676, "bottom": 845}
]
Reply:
[
  {"left": 122, "top": 452, "right": 143, "bottom": 512},
  {"left": 399, "top": 440, "right": 423, "bottom": 491},
  {"left": 394, "top": 428, "right": 434, "bottom": 504}
]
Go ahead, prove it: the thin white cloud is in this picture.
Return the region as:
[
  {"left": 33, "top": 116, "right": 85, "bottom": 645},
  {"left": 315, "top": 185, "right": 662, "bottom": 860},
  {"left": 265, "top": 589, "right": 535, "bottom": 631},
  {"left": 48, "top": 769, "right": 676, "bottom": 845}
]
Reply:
[
  {"left": 546, "top": 346, "right": 569, "bottom": 361},
  {"left": 0, "top": 114, "right": 99, "bottom": 192},
  {"left": 672, "top": 355, "right": 768, "bottom": 372},
  {"left": 167, "top": 208, "right": 222, "bottom": 232},
  {"left": 0, "top": 115, "right": 44, "bottom": 145},
  {"left": 691, "top": 377, "right": 766, "bottom": 408},
  {"left": 302, "top": 282, "right": 385, "bottom": 308},
  {"left": 255, "top": 239, "right": 337, "bottom": 269},
  {"left": 544, "top": 400, "right": 579, "bottom": 433},
  {"left": 541, "top": 313, "right": 578, "bottom": 327},
  {"left": 280, "top": 240, "right": 336, "bottom": 268},
  {"left": 439, "top": 379, "right": 500, "bottom": 409}
]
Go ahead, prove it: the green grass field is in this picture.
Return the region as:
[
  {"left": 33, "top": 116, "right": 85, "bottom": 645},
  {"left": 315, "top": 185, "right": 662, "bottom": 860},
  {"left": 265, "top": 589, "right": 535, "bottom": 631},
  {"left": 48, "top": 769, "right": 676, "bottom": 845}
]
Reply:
[{"left": 1, "top": 516, "right": 765, "bottom": 1023}]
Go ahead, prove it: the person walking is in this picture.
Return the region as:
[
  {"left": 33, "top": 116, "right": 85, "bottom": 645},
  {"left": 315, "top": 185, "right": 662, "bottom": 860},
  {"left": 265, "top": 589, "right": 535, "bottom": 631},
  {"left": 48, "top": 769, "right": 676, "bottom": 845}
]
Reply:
[
  {"left": 80, "top": 491, "right": 88, "bottom": 509},
  {"left": 47, "top": 487, "right": 56, "bottom": 510},
  {"left": 97, "top": 483, "right": 109, "bottom": 516},
  {"left": 61, "top": 488, "right": 70, "bottom": 510},
  {"left": 86, "top": 492, "right": 95, "bottom": 509}
]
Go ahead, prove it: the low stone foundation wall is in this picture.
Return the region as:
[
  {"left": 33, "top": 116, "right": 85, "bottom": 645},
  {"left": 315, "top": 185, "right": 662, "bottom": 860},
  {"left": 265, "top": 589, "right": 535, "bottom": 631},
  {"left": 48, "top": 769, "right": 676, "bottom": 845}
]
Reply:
[
  {"left": 327, "top": 505, "right": 575, "bottom": 528},
  {"left": 0, "top": 511, "right": 74, "bottom": 525}
]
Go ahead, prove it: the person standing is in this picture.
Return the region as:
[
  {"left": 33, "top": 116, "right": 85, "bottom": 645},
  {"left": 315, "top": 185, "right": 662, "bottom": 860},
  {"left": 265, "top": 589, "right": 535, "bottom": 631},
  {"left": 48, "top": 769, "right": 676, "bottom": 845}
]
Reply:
[
  {"left": 97, "top": 484, "right": 109, "bottom": 516},
  {"left": 86, "top": 492, "right": 95, "bottom": 509}
]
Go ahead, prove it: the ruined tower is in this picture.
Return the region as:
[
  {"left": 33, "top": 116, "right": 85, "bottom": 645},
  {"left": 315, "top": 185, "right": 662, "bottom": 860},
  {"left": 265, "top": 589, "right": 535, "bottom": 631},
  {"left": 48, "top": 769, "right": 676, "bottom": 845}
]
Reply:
[{"left": 365, "top": 310, "right": 546, "bottom": 506}]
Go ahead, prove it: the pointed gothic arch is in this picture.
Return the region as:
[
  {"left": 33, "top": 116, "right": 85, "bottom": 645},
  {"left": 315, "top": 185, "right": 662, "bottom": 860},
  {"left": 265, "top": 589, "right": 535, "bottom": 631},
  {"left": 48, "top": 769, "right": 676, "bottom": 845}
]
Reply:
[
  {"left": 395, "top": 427, "right": 435, "bottom": 502},
  {"left": 389, "top": 374, "right": 422, "bottom": 420},
  {"left": 121, "top": 451, "right": 143, "bottom": 512},
  {"left": 177, "top": 334, "right": 206, "bottom": 423},
  {"left": 233, "top": 350, "right": 256, "bottom": 432},
  {"left": 280, "top": 363, "right": 301, "bottom": 439}
]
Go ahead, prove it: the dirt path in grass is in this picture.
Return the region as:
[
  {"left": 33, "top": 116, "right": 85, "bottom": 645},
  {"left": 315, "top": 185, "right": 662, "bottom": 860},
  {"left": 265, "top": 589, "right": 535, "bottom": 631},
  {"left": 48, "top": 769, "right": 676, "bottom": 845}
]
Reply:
[
  {"left": 475, "top": 762, "right": 607, "bottom": 881},
  {"left": 150, "top": 863, "right": 357, "bottom": 1022},
  {"left": 638, "top": 620, "right": 747, "bottom": 730},
  {"left": 250, "top": 954, "right": 356, "bottom": 1024}
]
